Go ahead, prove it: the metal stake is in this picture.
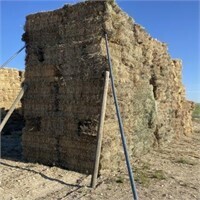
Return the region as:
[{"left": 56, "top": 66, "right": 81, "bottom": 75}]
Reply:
[
  {"left": 104, "top": 33, "right": 138, "bottom": 200},
  {"left": 1, "top": 46, "right": 26, "bottom": 68}
]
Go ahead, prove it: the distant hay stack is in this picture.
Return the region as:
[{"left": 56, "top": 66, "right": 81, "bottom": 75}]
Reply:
[
  {"left": 22, "top": 1, "right": 194, "bottom": 174},
  {"left": 0, "top": 68, "right": 24, "bottom": 134},
  {"left": 0, "top": 68, "right": 24, "bottom": 110}
]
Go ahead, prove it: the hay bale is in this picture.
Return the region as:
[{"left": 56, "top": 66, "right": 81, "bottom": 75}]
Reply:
[
  {"left": 0, "top": 68, "right": 24, "bottom": 134},
  {"left": 0, "top": 68, "right": 24, "bottom": 110},
  {"left": 22, "top": 1, "right": 194, "bottom": 174}
]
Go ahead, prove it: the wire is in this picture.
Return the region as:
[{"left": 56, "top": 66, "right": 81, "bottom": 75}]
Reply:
[
  {"left": 105, "top": 33, "right": 138, "bottom": 200},
  {"left": 1, "top": 46, "right": 26, "bottom": 68}
]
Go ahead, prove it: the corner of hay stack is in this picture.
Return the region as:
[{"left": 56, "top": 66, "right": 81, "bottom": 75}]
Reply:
[{"left": 21, "top": 1, "right": 194, "bottom": 174}]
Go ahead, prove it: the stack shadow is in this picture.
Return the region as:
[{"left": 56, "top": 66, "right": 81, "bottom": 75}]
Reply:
[{"left": 1, "top": 108, "right": 25, "bottom": 161}]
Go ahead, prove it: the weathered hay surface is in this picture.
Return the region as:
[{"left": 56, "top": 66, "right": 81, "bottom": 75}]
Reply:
[
  {"left": 22, "top": 1, "right": 194, "bottom": 174},
  {"left": 22, "top": 1, "right": 106, "bottom": 174},
  {"left": 0, "top": 68, "right": 24, "bottom": 110},
  {"left": 0, "top": 68, "right": 25, "bottom": 134}
]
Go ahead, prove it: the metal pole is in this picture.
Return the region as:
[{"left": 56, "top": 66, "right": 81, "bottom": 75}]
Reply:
[
  {"left": 91, "top": 71, "right": 110, "bottom": 188},
  {"left": 0, "top": 84, "right": 27, "bottom": 133},
  {"left": 1, "top": 46, "right": 26, "bottom": 68},
  {"left": 104, "top": 33, "right": 138, "bottom": 200}
]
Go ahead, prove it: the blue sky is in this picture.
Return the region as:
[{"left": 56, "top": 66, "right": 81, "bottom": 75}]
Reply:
[{"left": 0, "top": 0, "right": 199, "bottom": 103}]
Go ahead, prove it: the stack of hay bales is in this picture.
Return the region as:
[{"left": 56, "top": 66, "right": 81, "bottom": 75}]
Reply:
[
  {"left": 22, "top": 1, "right": 194, "bottom": 174},
  {"left": 0, "top": 68, "right": 24, "bottom": 110},
  {"left": 0, "top": 68, "right": 24, "bottom": 134},
  {"left": 22, "top": 2, "right": 106, "bottom": 174}
]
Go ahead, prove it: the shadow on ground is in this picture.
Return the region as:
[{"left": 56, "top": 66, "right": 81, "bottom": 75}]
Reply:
[
  {"left": 1, "top": 131, "right": 23, "bottom": 161},
  {"left": 0, "top": 161, "right": 82, "bottom": 188},
  {"left": 1, "top": 107, "right": 24, "bottom": 161}
]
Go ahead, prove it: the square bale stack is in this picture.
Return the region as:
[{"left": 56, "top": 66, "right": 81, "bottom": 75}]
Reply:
[
  {"left": 0, "top": 68, "right": 24, "bottom": 134},
  {"left": 22, "top": 2, "right": 107, "bottom": 174},
  {"left": 0, "top": 68, "right": 24, "bottom": 110},
  {"left": 22, "top": 1, "right": 194, "bottom": 174}
]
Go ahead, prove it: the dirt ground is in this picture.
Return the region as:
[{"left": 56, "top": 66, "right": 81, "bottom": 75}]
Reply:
[{"left": 1, "top": 119, "right": 200, "bottom": 200}]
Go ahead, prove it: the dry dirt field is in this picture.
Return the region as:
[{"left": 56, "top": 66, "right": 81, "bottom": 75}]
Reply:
[{"left": 1, "top": 119, "right": 200, "bottom": 200}]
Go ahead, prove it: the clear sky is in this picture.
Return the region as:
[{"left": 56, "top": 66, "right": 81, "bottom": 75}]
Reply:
[{"left": 0, "top": 0, "right": 199, "bottom": 103}]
